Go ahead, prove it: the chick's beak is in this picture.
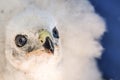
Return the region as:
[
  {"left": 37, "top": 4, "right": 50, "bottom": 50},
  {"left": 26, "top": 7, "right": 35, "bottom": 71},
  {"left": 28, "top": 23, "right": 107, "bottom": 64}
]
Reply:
[
  {"left": 39, "top": 29, "right": 54, "bottom": 54},
  {"left": 43, "top": 37, "right": 54, "bottom": 53}
]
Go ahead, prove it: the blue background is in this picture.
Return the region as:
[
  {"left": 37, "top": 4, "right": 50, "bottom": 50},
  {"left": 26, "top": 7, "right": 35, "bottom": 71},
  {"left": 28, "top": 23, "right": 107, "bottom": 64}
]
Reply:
[{"left": 89, "top": 0, "right": 120, "bottom": 80}]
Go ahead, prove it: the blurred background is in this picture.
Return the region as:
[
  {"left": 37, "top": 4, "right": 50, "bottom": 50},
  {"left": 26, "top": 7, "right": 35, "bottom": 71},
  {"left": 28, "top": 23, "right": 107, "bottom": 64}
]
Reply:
[{"left": 89, "top": 0, "right": 120, "bottom": 80}]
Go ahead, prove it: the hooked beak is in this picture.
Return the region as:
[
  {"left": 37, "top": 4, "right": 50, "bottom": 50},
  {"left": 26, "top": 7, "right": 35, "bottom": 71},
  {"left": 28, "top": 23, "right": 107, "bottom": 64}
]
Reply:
[
  {"left": 43, "top": 37, "right": 54, "bottom": 53},
  {"left": 38, "top": 29, "right": 54, "bottom": 54}
]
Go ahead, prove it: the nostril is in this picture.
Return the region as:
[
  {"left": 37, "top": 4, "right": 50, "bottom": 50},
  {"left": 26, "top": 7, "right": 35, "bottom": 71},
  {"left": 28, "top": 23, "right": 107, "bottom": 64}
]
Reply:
[{"left": 40, "top": 40, "right": 43, "bottom": 43}]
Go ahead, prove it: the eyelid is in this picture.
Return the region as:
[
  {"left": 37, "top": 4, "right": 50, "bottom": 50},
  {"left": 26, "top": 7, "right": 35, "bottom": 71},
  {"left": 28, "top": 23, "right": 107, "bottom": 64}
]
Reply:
[{"left": 15, "top": 34, "right": 27, "bottom": 47}]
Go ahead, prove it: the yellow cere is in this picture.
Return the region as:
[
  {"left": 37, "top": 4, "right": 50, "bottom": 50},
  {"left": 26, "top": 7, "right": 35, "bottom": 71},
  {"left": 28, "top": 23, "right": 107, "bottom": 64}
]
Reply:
[{"left": 38, "top": 29, "right": 52, "bottom": 44}]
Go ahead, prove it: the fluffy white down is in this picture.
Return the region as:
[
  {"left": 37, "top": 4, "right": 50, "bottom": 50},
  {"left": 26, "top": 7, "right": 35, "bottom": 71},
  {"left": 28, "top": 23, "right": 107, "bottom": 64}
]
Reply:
[{"left": 0, "top": 0, "right": 106, "bottom": 80}]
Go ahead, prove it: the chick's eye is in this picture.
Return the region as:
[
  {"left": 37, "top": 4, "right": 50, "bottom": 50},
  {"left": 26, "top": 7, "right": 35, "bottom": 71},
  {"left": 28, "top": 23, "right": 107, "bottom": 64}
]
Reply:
[
  {"left": 15, "top": 34, "right": 27, "bottom": 47},
  {"left": 52, "top": 27, "right": 59, "bottom": 38}
]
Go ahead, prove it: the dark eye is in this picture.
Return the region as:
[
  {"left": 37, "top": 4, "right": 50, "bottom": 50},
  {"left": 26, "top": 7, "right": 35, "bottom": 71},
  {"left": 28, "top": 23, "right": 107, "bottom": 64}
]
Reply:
[
  {"left": 15, "top": 34, "right": 27, "bottom": 47},
  {"left": 52, "top": 27, "right": 59, "bottom": 38}
]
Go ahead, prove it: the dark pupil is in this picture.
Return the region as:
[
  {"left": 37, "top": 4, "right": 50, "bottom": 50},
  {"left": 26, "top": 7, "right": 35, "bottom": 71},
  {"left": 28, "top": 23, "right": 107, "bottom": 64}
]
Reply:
[
  {"left": 15, "top": 35, "right": 27, "bottom": 47},
  {"left": 53, "top": 27, "right": 59, "bottom": 38}
]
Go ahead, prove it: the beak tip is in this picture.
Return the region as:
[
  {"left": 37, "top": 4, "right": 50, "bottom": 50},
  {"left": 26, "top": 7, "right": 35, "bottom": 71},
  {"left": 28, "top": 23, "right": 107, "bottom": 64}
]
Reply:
[{"left": 50, "top": 48, "right": 54, "bottom": 54}]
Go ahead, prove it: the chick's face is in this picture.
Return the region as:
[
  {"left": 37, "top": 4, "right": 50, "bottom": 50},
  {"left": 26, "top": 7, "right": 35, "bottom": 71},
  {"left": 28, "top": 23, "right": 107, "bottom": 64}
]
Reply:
[{"left": 5, "top": 9, "right": 61, "bottom": 72}]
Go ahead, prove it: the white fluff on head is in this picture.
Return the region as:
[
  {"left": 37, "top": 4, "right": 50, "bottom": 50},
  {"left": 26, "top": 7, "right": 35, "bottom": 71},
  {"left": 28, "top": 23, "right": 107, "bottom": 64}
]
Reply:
[{"left": 0, "top": 0, "right": 106, "bottom": 80}]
